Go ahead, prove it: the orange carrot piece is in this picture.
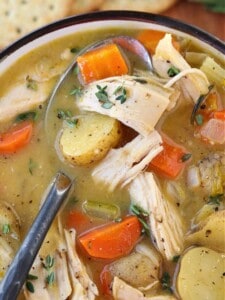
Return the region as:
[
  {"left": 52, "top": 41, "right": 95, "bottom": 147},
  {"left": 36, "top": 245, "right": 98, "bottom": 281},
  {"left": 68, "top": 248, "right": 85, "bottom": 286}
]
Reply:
[
  {"left": 137, "top": 29, "right": 180, "bottom": 55},
  {"left": 78, "top": 215, "right": 142, "bottom": 259},
  {"left": 148, "top": 139, "right": 187, "bottom": 179},
  {"left": 0, "top": 121, "right": 33, "bottom": 154},
  {"left": 66, "top": 210, "right": 92, "bottom": 234},
  {"left": 213, "top": 110, "right": 225, "bottom": 120},
  {"left": 77, "top": 43, "right": 129, "bottom": 84},
  {"left": 100, "top": 266, "right": 113, "bottom": 296}
]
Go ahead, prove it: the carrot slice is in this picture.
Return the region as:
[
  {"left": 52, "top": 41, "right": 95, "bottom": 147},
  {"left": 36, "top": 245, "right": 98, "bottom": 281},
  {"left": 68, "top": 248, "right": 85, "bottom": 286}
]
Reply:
[
  {"left": 137, "top": 29, "right": 180, "bottom": 55},
  {"left": 66, "top": 210, "right": 92, "bottom": 234},
  {"left": 77, "top": 43, "right": 129, "bottom": 84},
  {"left": 78, "top": 215, "right": 142, "bottom": 259},
  {"left": 148, "top": 138, "right": 188, "bottom": 179},
  {"left": 0, "top": 120, "right": 33, "bottom": 154},
  {"left": 213, "top": 110, "right": 225, "bottom": 120},
  {"left": 100, "top": 266, "right": 113, "bottom": 295}
]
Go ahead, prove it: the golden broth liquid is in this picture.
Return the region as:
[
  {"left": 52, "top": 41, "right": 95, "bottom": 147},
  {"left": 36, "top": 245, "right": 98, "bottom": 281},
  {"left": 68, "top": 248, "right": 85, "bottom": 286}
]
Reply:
[{"left": 0, "top": 27, "right": 224, "bottom": 299}]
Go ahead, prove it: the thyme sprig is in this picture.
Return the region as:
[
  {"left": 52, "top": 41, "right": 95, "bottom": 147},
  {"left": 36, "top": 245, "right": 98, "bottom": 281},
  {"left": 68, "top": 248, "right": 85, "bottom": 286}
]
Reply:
[{"left": 130, "top": 204, "right": 150, "bottom": 236}]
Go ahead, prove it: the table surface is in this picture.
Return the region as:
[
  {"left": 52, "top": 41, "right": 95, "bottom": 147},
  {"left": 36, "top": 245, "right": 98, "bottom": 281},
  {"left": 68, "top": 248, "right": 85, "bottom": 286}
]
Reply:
[{"left": 163, "top": 0, "right": 225, "bottom": 41}]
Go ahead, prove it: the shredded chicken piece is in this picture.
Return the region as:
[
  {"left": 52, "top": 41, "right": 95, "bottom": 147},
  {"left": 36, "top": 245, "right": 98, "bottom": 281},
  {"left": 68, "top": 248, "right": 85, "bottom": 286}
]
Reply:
[
  {"left": 77, "top": 75, "right": 172, "bottom": 136},
  {"left": 64, "top": 229, "right": 98, "bottom": 300},
  {"left": 0, "top": 202, "right": 20, "bottom": 280},
  {"left": 0, "top": 80, "right": 53, "bottom": 122},
  {"left": 129, "top": 172, "right": 185, "bottom": 260},
  {"left": 92, "top": 131, "right": 163, "bottom": 191},
  {"left": 113, "top": 277, "right": 177, "bottom": 300},
  {"left": 24, "top": 225, "right": 98, "bottom": 300},
  {"left": 153, "top": 34, "right": 209, "bottom": 102}
]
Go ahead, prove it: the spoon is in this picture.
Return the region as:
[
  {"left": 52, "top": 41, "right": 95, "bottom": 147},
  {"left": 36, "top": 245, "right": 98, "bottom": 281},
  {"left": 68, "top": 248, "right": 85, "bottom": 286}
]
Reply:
[
  {"left": 0, "top": 171, "right": 73, "bottom": 300},
  {"left": 45, "top": 35, "right": 152, "bottom": 132}
]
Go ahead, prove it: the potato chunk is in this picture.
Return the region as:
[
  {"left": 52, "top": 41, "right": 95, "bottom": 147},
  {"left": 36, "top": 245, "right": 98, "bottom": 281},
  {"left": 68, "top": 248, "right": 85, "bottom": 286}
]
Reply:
[
  {"left": 177, "top": 247, "right": 225, "bottom": 300},
  {"left": 186, "top": 210, "right": 225, "bottom": 252},
  {"left": 59, "top": 113, "right": 121, "bottom": 166}
]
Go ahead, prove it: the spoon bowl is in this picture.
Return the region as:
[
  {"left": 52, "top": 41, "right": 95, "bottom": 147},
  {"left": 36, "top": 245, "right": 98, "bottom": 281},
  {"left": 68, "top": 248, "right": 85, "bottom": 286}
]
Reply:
[{"left": 44, "top": 35, "right": 152, "bottom": 140}]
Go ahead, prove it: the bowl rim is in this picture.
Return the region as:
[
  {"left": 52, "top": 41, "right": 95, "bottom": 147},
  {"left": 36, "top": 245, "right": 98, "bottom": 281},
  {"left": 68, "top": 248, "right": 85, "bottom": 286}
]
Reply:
[{"left": 0, "top": 10, "right": 225, "bottom": 60}]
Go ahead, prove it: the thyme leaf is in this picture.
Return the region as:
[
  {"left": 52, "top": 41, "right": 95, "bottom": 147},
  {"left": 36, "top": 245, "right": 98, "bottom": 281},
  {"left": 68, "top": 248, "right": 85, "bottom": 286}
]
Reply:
[
  {"left": 15, "top": 111, "right": 38, "bottom": 122},
  {"left": 2, "top": 224, "right": 10, "bottom": 234},
  {"left": 190, "top": 85, "right": 214, "bottom": 124},
  {"left": 43, "top": 255, "right": 54, "bottom": 271},
  {"left": 161, "top": 272, "right": 173, "bottom": 293},
  {"left": 70, "top": 86, "right": 83, "bottom": 97},
  {"left": 26, "top": 281, "right": 35, "bottom": 293},
  {"left": 131, "top": 204, "right": 150, "bottom": 236},
  {"left": 207, "top": 194, "right": 224, "bottom": 206},
  {"left": 26, "top": 76, "right": 38, "bottom": 91},
  {"left": 95, "top": 85, "right": 114, "bottom": 109},
  {"left": 167, "top": 66, "right": 180, "bottom": 77},
  {"left": 46, "top": 271, "right": 55, "bottom": 285}
]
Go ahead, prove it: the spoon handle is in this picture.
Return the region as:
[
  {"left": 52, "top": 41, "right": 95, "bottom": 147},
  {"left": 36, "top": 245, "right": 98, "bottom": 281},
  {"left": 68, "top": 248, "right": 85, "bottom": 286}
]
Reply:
[{"left": 0, "top": 171, "right": 73, "bottom": 300}]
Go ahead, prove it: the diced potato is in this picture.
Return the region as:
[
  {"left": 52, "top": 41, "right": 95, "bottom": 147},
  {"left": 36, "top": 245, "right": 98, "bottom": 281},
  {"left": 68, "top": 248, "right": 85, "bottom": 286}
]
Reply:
[
  {"left": 107, "top": 249, "right": 161, "bottom": 290},
  {"left": 177, "top": 247, "right": 225, "bottom": 300},
  {"left": 185, "top": 210, "right": 225, "bottom": 252},
  {"left": 59, "top": 113, "right": 122, "bottom": 166}
]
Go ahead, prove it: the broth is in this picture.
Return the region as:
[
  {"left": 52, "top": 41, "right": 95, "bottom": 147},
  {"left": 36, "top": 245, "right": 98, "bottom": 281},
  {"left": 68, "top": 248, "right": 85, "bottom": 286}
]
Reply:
[{"left": 0, "top": 26, "right": 224, "bottom": 300}]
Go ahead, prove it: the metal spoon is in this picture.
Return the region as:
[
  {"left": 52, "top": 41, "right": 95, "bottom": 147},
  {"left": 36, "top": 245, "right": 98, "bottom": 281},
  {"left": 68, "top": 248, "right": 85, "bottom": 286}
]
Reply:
[
  {"left": 0, "top": 171, "right": 73, "bottom": 300},
  {"left": 45, "top": 35, "right": 152, "bottom": 128}
]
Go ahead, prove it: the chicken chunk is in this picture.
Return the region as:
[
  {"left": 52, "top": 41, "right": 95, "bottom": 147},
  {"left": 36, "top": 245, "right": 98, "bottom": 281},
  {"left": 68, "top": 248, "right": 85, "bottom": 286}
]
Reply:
[
  {"left": 24, "top": 224, "right": 98, "bottom": 300},
  {"left": 92, "top": 130, "right": 163, "bottom": 191},
  {"left": 0, "top": 202, "right": 20, "bottom": 280},
  {"left": 77, "top": 75, "right": 173, "bottom": 136},
  {"left": 113, "top": 277, "right": 177, "bottom": 300},
  {"left": 129, "top": 172, "right": 185, "bottom": 260},
  {"left": 153, "top": 34, "right": 209, "bottom": 102}
]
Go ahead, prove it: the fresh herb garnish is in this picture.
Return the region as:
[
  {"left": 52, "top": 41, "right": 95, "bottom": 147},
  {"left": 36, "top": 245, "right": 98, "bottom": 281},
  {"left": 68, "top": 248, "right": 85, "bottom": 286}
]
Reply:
[
  {"left": 73, "top": 64, "right": 79, "bottom": 76},
  {"left": 70, "top": 47, "right": 80, "bottom": 53},
  {"left": 16, "top": 111, "right": 38, "bottom": 122},
  {"left": 28, "top": 158, "right": 37, "bottom": 175},
  {"left": 95, "top": 85, "right": 109, "bottom": 102},
  {"left": 46, "top": 271, "right": 55, "bottom": 285},
  {"left": 26, "top": 76, "right": 38, "bottom": 91},
  {"left": 95, "top": 85, "right": 114, "bottom": 109},
  {"left": 167, "top": 66, "right": 180, "bottom": 77},
  {"left": 27, "top": 274, "right": 38, "bottom": 280},
  {"left": 114, "top": 86, "right": 127, "bottom": 104},
  {"left": 26, "top": 273, "right": 38, "bottom": 293},
  {"left": 207, "top": 194, "right": 224, "bottom": 206},
  {"left": 57, "top": 109, "right": 77, "bottom": 127},
  {"left": 2, "top": 224, "right": 10, "bottom": 234},
  {"left": 26, "top": 281, "right": 35, "bottom": 293},
  {"left": 181, "top": 153, "right": 192, "bottom": 162},
  {"left": 70, "top": 86, "right": 83, "bottom": 97},
  {"left": 172, "top": 255, "right": 180, "bottom": 263},
  {"left": 190, "top": 85, "right": 214, "bottom": 124},
  {"left": 195, "top": 114, "right": 204, "bottom": 126},
  {"left": 131, "top": 204, "right": 150, "bottom": 236},
  {"left": 43, "top": 255, "right": 54, "bottom": 271},
  {"left": 161, "top": 272, "right": 173, "bottom": 293},
  {"left": 101, "top": 102, "right": 114, "bottom": 109},
  {"left": 57, "top": 109, "right": 72, "bottom": 119}
]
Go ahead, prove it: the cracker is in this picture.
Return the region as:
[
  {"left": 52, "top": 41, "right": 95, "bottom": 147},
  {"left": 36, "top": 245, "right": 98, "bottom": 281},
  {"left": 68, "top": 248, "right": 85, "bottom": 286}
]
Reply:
[
  {"left": 70, "top": 0, "right": 104, "bottom": 14},
  {"left": 0, "top": 0, "right": 73, "bottom": 49},
  {"left": 100, "top": 0, "right": 178, "bottom": 13}
]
